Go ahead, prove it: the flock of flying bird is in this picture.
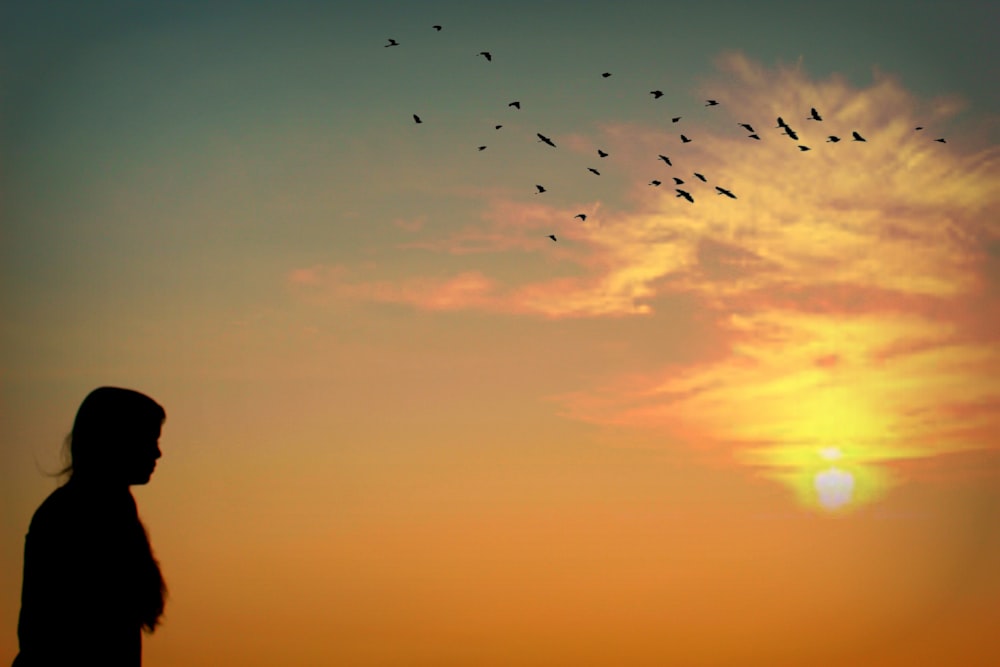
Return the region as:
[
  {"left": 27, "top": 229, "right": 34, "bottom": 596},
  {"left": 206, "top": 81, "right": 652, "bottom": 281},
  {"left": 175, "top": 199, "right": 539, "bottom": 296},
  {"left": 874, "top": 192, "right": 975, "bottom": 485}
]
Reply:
[{"left": 386, "top": 28, "right": 949, "bottom": 242}]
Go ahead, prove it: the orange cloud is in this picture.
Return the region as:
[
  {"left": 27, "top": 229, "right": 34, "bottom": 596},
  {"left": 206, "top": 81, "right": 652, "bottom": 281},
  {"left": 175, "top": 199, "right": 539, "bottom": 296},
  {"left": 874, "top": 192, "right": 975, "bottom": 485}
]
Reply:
[
  {"left": 289, "top": 52, "right": 1000, "bottom": 502},
  {"left": 548, "top": 308, "right": 1000, "bottom": 510},
  {"left": 552, "top": 310, "right": 1000, "bottom": 449},
  {"left": 293, "top": 52, "right": 997, "bottom": 319}
]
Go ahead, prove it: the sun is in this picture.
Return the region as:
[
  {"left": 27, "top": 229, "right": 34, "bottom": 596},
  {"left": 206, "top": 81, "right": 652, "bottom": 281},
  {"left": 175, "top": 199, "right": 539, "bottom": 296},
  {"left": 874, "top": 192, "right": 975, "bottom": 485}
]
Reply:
[{"left": 813, "top": 467, "right": 854, "bottom": 510}]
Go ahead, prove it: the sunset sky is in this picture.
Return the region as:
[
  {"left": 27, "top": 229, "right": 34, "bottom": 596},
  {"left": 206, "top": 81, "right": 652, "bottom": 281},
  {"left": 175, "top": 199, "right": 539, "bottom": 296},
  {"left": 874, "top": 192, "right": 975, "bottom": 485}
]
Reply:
[{"left": 2, "top": 1, "right": 999, "bottom": 665}]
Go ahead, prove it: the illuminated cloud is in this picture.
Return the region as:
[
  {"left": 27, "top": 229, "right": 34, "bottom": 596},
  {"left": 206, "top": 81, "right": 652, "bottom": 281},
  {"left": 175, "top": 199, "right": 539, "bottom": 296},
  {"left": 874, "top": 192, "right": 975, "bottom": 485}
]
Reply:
[
  {"left": 551, "top": 310, "right": 1000, "bottom": 452},
  {"left": 548, "top": 307, "right": 1000, "bottom": 508},
  {"left": 289, "top": 52, "right": 1000, "bottom": 497},
  {"left": 291, "top": 52, "right": 997, "bottom": 319}
]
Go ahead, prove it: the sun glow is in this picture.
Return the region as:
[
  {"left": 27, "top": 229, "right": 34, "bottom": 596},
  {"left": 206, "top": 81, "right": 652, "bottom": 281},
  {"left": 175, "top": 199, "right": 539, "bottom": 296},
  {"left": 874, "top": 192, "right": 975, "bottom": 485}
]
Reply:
[
  {"left": 734, "top": 439, "right": 896, "bottom": 513},
  {"left": 819, "top": 447, "right": 843, "bottom": 461}
]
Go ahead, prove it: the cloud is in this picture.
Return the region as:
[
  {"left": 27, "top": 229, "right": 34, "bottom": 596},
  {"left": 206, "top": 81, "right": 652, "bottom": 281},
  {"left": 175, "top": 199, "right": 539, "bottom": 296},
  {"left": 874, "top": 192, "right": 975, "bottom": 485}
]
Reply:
[
  {"left": 392, "top": 215, "right": 426, "bottom": 232},
  {"left": 550, "top": 310, "right": 1000, "bottom": 453},
  {"left": 291, "top": 52, "right": 997, "bottom": 320},
  {"left": 289, "top": 52, "right": 1000, "bottom": 493},
  {"left": 288, "top": 265, "right": 499, "bottom": 312}
]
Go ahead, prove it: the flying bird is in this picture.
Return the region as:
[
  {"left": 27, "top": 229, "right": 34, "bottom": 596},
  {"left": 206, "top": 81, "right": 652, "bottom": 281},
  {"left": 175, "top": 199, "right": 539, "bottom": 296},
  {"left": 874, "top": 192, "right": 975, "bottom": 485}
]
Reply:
[
  {"left": 852, "top": 131, "right": 866, "bottom": 142},
  {"left": 915, "top": 126, "right": 924, "bottom": 131},
  {"left": 738, "top": 123, "right": 755, "bottom": 132},
  {"left": 495, "top": 124, "right": 503, "bottom": 129},
  {"left": 705, "top": 99, "right": 719, "bottom": 106},
  {"left": 694, "top": 173, "right": 707, "bottom": 182},
  {"left": 385, "top": 39, "right": 399, "bottom": 47},
  {"left": 432, "top": 25, "right": 442, "bottom": 31},
  {"left": 672, "top": 116, "right": 682, "bottom": 123},
  {"left": 715, "top": 186, "right": 737, "bottom": 199},
  {"left": 676, "top": 189, "right": 694, "bottom": 203},
  {"left": 413, "top": 114, "right": 422, "bottom": 123},
  {"left": 798, "top": 145, "right": 811, "bottom": 151},
  {"left": 588, "top": 168, "right": 601, "bottom": 175},
  {"left": 478, "top": 146, "right": 486, "bottom": 151},
  {"left": 934, "top": 138, "right": 947, "bottom": 143},
  {"left": 776, "top": 117, "right": 788, "bottom": 128},
  {"left": 508, "top": 101, "right": 520, "bottom": 109},
  {"left": 534, "top": 185, "right": 547, "bottom": 194},
  {"left": 537, "top": 133, "right": 556, "bottom": 147},
  {"left": 650, "top": 180, "right": 662, "bottom": 186},
  {"left": 808, "top": 107, "right": 822, "bottom": 121},
  {"left": 548, "top": 234, "right": 557, "bottom": 241},
  {"left": 680, "top": 134, "right": 692, "bottom": 143},
  {"left": 826, "top": 135, "right": 841, "bottom": 143},
  {"left": 575, "top": 214, "right": 587, "bottom": 221},
  {"left": 602, "top": 72, "right": 612, "bottom": 78},
  {"left": 673, "top": 177, "right": 685, "bottom": 185},
  {"left": 479, "top": 51, "right": 492, "bottom": 61},
  {"left": 651, "top": 90, "right": 664, "bottom": 99},
  {"left": 748, "top": 134, "right": 761, "bottom": 140},
  {"left": 597, "top": 149, "right": 609, "bottom": 157},
  {"left": 783, "top": 127, "right": 799, "bottom": 140},
  {"left": 657, "top": 155, "right": 672, "bottom": 166}
]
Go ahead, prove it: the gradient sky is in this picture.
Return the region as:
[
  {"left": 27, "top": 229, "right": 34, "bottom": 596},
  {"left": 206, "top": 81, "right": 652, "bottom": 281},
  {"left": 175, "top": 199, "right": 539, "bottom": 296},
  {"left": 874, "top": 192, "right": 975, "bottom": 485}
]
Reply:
[{"left": 2, "top": 1, "right": 999, "bottom": 665}]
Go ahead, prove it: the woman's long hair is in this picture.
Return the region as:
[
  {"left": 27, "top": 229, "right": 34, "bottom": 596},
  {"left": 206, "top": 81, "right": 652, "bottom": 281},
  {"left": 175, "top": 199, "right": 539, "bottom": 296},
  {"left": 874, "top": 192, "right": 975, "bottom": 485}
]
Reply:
[{"left": 55, "top": 386, "right": 169, "bottom": 632}]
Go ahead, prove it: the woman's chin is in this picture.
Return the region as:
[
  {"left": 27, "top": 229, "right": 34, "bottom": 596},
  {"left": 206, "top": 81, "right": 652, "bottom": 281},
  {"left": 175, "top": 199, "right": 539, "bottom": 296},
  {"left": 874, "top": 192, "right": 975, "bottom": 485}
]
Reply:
[{"left": 129, "top": 471, "right": 154, "bottom": 485}]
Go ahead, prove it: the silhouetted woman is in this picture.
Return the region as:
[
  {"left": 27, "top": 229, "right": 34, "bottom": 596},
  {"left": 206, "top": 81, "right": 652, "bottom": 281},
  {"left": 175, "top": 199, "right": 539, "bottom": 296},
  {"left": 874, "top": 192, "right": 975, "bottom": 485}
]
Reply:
[{"left": 13, "top": 387, "right": 168, "bottom": 667}]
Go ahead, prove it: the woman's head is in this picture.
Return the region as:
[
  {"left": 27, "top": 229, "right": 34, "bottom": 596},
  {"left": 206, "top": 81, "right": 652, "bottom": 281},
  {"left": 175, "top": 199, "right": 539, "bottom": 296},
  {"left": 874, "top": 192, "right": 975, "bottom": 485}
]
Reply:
[{"left": 61, "top": 387, "right": 165, "bottom": 485}]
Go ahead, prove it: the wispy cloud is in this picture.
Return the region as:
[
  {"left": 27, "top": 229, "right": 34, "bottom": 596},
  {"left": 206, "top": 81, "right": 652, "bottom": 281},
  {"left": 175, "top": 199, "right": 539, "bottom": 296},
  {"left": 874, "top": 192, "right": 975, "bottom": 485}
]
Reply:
[
  {"left": 291, "top": 52, "right": 997, "bottom": 319},
  {"left": 392, "top": 215, "right": 427, "bottom": 232},
  {"left": 288, "top": 264, "right": 499, "bottom": 312},
  {"left": 288, "top": 52, "right": 1000, "bottom": 496},
  {"left": 551, "top": 310, "right": 1000, "bottom": 452}
]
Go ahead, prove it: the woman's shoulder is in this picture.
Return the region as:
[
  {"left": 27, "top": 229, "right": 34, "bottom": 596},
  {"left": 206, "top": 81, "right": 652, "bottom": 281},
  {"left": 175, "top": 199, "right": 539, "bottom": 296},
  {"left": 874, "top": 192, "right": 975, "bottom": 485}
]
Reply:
[
  {"left": 29, "top": 482, "right": 131, "bottom": 535},
  {"left": 28, "top": 485, "right": 78, "bottom": 532}
]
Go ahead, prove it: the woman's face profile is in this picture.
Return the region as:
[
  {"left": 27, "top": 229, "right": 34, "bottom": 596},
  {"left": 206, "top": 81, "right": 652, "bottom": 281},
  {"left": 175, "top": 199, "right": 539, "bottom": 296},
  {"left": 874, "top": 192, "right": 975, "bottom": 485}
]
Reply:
[{"left": 122, "top": 422, "right": 162, "bottom": 486}]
